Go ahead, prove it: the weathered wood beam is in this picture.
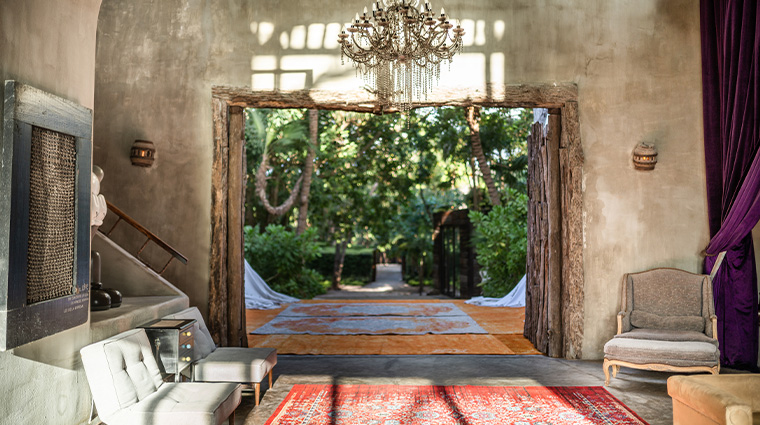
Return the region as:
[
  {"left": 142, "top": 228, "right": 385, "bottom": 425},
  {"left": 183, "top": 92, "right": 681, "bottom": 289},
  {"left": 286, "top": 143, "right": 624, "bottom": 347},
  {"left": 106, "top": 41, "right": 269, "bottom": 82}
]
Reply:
[
  {"left": 209, "top": 98, "right": 229, "bottom": 346},
  {"left": 560, "top": 101, "right": 584, "bottom": 359},
  {"left": 211, "top": 83, "right": 578, "bottom": 111},
  {"left": 547, "top": 112, "right": 563, "bottom": 358},
  {"left": 525, "top": 121, "right": 547, "bottom": 352},
  {"left": 227, "top": 106, "right": 247, "bottom": 347}
]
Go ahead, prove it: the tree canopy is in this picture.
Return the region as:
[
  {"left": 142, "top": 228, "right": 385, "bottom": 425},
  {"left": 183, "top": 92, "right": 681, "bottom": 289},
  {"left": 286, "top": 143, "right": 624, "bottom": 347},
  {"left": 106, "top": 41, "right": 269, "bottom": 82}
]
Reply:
[{"left": 243, "top": 106, "right": 533, "bottom": 297}]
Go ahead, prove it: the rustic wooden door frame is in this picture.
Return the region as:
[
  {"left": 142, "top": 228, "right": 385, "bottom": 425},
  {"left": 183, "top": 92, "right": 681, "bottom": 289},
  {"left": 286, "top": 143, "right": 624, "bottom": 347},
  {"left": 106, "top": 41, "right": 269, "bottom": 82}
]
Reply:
[
  {"left": 210, "top": 84, "right": 584, "bottom": 357},
  {"left": 209, "top": 101, "right": 247, "bottom": 347}
]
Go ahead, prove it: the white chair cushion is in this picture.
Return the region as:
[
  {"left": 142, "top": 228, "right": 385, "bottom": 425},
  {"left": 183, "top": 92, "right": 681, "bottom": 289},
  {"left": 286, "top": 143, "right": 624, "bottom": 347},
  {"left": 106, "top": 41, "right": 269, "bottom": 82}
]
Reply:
[
  {"left": 106, "top": 382, "right": 242, "bottom": 425},
  {"left": 80, "top": 329, "right": 164, "bottom": 421},
  {"left": 193, "top": 347, "right": 277, "bottom": 383},
  {"left": 164, "top": 307, "right": 217, "bottom": 359}
]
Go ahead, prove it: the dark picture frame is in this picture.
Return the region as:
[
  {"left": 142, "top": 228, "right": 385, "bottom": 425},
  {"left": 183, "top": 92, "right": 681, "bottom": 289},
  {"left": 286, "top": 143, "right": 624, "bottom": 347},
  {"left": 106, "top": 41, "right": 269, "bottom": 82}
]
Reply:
[{"left": 0, "top": 81, "right": 92, "bottom": 350}]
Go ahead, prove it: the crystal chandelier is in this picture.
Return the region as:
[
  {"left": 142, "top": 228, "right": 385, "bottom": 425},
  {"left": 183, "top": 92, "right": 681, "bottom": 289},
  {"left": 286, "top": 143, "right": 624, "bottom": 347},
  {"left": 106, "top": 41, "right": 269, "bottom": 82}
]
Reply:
[{"left": 338, "top": 0, "right": 465, "bottom": 111}]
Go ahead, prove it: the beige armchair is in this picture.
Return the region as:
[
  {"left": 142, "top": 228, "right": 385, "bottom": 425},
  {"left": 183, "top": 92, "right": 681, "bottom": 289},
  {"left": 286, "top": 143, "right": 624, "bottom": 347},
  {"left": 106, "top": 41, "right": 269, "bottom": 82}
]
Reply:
[
  {"left": 80, "top": 329, "right": 241, "bottom": 425},
  {"left": 668, "top": 374, "right": 760, "bottom": 425},
  {"left": 163, "top": 307, "right": 277, "bottom": 406},
  {"left": 603, "top": 268, "right": 720, "bottom": 385}
]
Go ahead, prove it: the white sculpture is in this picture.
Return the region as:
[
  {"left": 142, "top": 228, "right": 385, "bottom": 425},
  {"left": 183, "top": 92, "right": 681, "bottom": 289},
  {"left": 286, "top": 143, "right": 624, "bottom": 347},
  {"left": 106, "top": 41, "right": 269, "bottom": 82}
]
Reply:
[{"left": 90, "top": 165, "right": 107, "bottom": 241}]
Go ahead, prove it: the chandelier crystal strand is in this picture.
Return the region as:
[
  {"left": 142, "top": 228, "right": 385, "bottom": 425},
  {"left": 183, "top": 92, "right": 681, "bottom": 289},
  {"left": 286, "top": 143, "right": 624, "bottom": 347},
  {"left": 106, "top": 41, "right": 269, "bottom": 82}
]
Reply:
[{"left": 338, "top": 0, "right": 465, "bottom": 111}]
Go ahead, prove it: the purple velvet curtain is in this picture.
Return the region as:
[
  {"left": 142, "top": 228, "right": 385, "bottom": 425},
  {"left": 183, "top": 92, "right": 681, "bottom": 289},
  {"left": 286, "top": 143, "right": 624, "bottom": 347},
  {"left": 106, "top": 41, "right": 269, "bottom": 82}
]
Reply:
[{"left": 700, "top": 0, "right": 760, "bottom": 369}]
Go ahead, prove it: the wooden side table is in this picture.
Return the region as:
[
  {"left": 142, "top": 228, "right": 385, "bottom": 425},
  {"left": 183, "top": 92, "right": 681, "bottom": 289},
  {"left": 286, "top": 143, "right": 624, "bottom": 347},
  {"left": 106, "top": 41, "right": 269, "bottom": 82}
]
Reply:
[{"left": 139, "top": 318, "right": 196, "bottom": 382}]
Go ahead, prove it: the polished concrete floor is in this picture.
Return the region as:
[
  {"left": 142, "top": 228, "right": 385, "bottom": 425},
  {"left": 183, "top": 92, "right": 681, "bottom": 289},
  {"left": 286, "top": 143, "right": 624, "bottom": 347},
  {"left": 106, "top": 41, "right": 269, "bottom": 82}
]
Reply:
[{"left": 236, "top": 354, "right": 679, "bottom": 424}]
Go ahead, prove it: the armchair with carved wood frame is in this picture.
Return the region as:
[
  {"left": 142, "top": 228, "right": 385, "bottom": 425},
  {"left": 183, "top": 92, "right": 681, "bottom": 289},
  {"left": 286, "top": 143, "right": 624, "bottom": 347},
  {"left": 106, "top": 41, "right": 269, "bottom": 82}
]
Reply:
[{"left": 603, "top": 266, "right": 722, "bottom": 385}]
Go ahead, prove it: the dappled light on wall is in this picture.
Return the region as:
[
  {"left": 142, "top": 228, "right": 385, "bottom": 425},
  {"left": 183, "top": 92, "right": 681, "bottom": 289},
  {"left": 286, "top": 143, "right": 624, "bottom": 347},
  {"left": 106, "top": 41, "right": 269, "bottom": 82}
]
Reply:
[
  {"left": 338, "top": 0, "right": 465, "bottom": 110},
  {"left": 247, "top": 14, "right": 500, "bottom": 95}
]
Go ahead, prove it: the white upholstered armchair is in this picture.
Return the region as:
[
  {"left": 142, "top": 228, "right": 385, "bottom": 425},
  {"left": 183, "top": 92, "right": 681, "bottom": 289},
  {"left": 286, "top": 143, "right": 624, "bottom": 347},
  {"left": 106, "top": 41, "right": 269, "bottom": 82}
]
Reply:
[
  {"left": 163, "top": 307, "right": 277, "bottom": 406},
  {"left": 80, "top": 328, "right": 241, "bottom": 425}
]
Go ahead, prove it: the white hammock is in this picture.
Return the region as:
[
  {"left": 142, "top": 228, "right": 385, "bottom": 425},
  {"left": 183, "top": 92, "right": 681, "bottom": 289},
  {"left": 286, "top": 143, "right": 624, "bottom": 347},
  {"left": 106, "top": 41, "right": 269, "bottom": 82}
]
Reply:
[
  {"left": 465, "top": 274, "right": 526, "bottom": 307},
  {"left": 244, "top": 259, "right": 299, "bottom": 310}
]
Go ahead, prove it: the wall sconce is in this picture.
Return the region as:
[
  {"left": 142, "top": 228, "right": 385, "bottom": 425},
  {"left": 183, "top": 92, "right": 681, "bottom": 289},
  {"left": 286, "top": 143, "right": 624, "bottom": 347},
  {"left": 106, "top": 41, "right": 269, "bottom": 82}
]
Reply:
[
  {"left": 130, "top": 140, "right": 155, "bottom": 167},
  {"left": 632, "top": 142, "right": 657, "bottom": 171}
]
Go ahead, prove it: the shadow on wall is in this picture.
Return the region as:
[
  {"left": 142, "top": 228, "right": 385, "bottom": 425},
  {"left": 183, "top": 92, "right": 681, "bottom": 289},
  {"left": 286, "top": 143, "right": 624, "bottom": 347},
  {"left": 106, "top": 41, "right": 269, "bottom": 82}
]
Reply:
[{"left": 248, "top": 16, "right": 512, "bottom": 95}]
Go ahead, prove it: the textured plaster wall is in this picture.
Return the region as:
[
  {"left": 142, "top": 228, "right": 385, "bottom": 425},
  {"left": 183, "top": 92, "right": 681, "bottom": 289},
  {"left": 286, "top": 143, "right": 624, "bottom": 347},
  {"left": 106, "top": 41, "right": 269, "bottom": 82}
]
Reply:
[
  {"left": 94, "top": 0, "right": 709, "bottom": 358},
  {"left": 0, "top": 0, "right": 101, "bottom": 423}
]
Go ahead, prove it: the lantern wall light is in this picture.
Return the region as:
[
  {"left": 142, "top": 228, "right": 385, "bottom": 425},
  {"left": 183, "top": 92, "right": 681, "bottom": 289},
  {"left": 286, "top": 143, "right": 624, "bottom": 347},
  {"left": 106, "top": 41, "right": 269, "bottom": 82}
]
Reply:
[
  {"left": 632, "top": 142, "right": 657, "bottom": 171},
  {"left": 130, "top": 140, "right": 156, "bottom": 167}
]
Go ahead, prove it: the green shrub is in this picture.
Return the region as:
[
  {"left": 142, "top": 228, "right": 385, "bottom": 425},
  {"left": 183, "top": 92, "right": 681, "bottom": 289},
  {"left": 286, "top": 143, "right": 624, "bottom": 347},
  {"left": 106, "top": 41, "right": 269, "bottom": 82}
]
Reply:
[
  {"left": 469, "top": 188, "right": 527, "bottom": 297},
  {"left": 244, "top": 225, "right": 327, "bottom": 299},
  {"left": 307, "top": 247, "right": 374, "bottom": 282},
  {"left": 340, "top": 277, "right": 368, "bottom": 286},
  {"left": 406, "top": 278, "right": 433, "bottom": 287}
]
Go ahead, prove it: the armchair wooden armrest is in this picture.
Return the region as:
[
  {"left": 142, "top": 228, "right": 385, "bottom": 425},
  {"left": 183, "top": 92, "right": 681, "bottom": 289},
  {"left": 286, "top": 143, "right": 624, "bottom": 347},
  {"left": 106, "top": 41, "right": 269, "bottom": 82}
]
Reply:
[
  {"left": 710, "top": 315, "right": 718, "bottom": 341},
  {"left": 616, "top": 311, "right": 628, "bottom": 335}
]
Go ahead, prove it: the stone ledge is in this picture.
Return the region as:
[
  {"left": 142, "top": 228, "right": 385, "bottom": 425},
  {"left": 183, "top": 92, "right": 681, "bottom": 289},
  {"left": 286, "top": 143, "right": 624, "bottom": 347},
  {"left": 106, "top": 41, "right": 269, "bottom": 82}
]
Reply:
[{"left": 90, "top": 295, "right": 188, "bottom": 343}]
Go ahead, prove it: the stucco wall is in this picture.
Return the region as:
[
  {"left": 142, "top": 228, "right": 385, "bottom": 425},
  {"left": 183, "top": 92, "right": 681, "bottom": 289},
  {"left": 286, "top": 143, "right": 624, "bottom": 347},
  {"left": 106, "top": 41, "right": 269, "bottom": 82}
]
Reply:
[
  {"left": 94, "top": 0, "right": 709, "bottom": 358},
  {"left": 0, "top": 0, "right": 101, "bottom": 423}
]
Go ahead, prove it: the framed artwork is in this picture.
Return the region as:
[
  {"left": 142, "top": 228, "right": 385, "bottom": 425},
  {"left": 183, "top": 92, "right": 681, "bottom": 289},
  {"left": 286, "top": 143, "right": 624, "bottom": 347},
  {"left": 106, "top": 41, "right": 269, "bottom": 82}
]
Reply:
[{"left": 0, "top": 81, "right": 92, "bottom": 350}]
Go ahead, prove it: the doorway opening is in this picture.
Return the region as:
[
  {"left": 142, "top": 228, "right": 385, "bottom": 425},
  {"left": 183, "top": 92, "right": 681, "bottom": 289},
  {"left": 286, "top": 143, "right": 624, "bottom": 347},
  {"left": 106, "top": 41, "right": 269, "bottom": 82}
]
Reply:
[{"left": 210, "top": 85, "right": 584, "bottom": 359}]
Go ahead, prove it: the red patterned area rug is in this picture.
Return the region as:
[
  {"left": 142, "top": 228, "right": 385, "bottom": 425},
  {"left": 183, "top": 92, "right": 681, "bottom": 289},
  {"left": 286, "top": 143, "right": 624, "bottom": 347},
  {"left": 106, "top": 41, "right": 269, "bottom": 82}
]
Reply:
[{"left": 265, "top": 385, "right": 649, "bottom": 425}]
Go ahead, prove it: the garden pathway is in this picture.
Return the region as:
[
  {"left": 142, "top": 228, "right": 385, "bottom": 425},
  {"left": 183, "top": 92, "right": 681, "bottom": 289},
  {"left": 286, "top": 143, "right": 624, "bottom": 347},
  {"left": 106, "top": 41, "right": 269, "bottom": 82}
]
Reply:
[{"left": 314, "top": 263, "right": 447, "bottom": 299}]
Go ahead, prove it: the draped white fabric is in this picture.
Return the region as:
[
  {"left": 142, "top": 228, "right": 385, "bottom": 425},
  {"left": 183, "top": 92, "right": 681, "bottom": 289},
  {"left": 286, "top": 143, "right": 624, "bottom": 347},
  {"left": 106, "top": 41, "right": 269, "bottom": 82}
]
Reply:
[
  {"left": 244, "top": 259, "right": 299, "bottom": 309},
  {"left": 465, "top": 274, "right": 526, "bottom": 307}
]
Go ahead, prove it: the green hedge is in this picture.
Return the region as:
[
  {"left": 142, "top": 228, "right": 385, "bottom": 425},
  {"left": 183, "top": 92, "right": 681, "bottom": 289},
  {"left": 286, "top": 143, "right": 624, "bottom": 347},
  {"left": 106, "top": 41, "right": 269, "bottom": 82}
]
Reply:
[
  {"left": 244, "top": 225, "right": 328, "bottom": 299},
  {"left": 307, "top": 247, "right": 375, "bottom": 283},
  {"left": 469, "top": 188, "right": 528, "bottom": 297}
]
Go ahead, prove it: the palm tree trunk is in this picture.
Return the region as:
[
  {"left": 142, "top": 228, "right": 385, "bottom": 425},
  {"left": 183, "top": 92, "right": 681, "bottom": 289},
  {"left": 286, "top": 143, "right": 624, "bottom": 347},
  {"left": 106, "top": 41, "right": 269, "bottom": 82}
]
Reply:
[
  {"left": 465, "top": 106, "right": 501, "bottom": 206},
  {"left": 469, "top": 156, "right": 480, "bottom": 211},
  {"left": 296, "top": 110, "right": 318, "bottom": 235}
]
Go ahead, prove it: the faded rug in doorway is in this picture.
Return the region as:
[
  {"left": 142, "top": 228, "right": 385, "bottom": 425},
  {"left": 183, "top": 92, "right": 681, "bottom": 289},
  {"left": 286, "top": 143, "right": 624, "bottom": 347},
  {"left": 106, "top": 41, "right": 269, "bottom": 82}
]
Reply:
[
  {"left": 276, "top": 302, "right": 467, "bottom": 317},
  {"left": 265, "top": 384, "right": 649, "bottom": 425},
  {"left": 251, "top": 316, "right": 487, "bottom": 335},
  {"left": 251, "top": 302, "right": 487, "bottom": 335}
]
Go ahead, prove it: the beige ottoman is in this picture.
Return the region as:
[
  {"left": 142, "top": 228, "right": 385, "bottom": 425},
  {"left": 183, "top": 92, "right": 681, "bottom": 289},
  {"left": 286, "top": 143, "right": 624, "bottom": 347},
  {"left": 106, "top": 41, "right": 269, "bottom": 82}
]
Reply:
[{"left": 668, "top": 374, "right": 760, "bottom": 425}]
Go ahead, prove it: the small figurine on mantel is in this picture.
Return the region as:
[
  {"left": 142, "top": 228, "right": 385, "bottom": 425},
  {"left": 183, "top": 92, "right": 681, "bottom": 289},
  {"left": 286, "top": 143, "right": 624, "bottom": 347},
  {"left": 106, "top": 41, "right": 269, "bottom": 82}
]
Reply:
[
  {"left": 91, "top": 165, "right": 107, "bottom": 241},
  {"left": 89, "top": 165, "right": 122, "bottom": 311}
]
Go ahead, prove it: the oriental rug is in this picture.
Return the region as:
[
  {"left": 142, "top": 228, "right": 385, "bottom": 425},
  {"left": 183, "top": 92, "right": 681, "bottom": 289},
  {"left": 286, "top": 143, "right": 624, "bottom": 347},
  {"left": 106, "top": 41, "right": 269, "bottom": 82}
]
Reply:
[
  {"left": 246, "top": 300, "right": 541, "bottom": 354},
  {"left": 251, "top": 302, "right": 487, "bottom": 335},
  {"left": 278, "top": 302, "right": 467, "bottom": 317},
  {"left": 265, "top": 384, "right": 649, "bottom": 425},
  {"left": 251, "top": 315, "right": 487, "bottom": 335}
]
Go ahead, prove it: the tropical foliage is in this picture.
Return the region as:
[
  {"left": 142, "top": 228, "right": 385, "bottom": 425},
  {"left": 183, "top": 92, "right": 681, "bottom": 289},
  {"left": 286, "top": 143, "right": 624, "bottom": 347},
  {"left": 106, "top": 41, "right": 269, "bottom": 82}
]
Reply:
[
  {"left": 243, "top": 225, "right": 326, "bottom": 299},
  {"left": 243, "top": 106, "right": 532, "bottom": 298},
  {"left": 469, "top": 188, "right": 528, "bottom": 296}
]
